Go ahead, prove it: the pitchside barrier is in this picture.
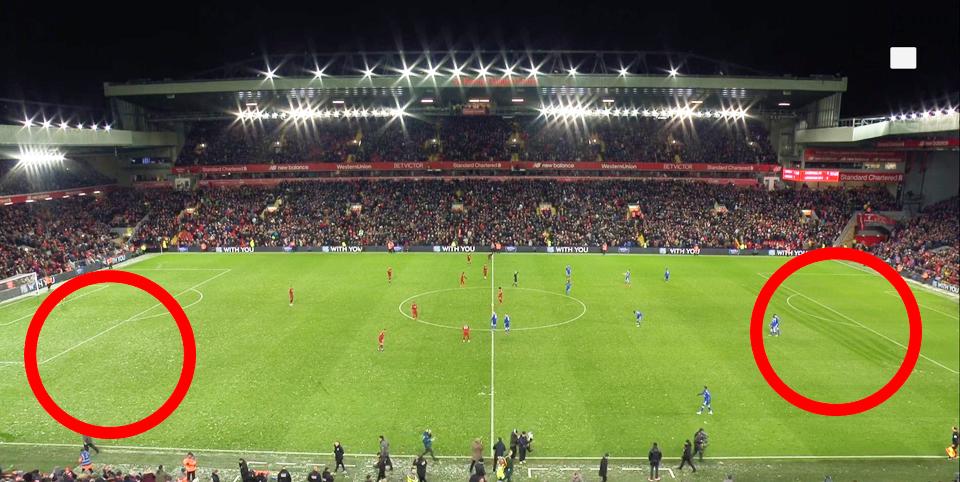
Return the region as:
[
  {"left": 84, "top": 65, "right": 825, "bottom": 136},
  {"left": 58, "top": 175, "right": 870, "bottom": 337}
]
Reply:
[
  {"left": 159, "top": 245, "right": 807, "bottom": 256},
  {"left": 0, "top": 252, "right": 138, "bottom": 304}
]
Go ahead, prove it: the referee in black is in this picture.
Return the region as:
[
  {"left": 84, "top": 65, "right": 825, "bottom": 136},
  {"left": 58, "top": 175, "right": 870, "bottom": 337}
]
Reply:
[{"left": 677, "top": 440, "right": 697, "bottom": 473}]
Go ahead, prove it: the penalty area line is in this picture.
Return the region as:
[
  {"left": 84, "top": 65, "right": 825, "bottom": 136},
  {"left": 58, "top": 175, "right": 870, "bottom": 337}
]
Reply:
[
  {"left": 757, "top": 273, "right": 960, "bottom": 374},
  {"left": 38, "top": 269, "right": 230, "bottom": 366}
]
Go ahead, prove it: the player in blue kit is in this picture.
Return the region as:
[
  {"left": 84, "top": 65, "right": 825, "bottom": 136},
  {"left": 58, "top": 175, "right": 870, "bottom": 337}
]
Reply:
[
  {"left": 491, "top": 311, "right": 498, "bottom": 330},
  {"left": 565, "top": 264, "right": 572, "bottom": 278},
  {"left": 634, "top": 310, "right": 643, "bottom": 327},
  {"left": 664, "top": 267, "right": 670, "bottom": 282},
  {"left": 504, "top": 314, "right": 511, "bottom": 333},
  {"left": 770, "top": 314, "right": 781, "bottom": 337},
  {"left": 697, "top": 386, "right": 713, "bottom": 415},
  {"left": 565, "top": 278, "right": 572, "bottom": 295}
]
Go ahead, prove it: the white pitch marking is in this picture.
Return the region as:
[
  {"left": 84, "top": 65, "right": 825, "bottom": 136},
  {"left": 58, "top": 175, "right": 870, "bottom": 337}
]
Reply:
[
  {"left": 0, "top": 295, "right": 33, "bottom": 311},
  {"left": 129, "top": 289, "right": 204, "bottom": 322},
  {"left": 129, "top": 268, "right": 233, "bottom": 271},
  {"left": 0, "top": 285, "right": 111, "bottom": 327},
  {"left": 39, "top": 269, "right": 230, "bottom": 365},
  {"left": 785, "top": 294, "right": 861, "bottom": 328},
  {"left": 489, "top": 253, "right": 496, "bottom": 454},
  {"left": 396, "top": 287, "right": 587, "bottom": 331},
  {"left": 758, "top": 273, "right": 959, "bottom": 374},
  {"left": 0, "top": 442, "right": 949, "bottom": 460},
  {"left": 834, "top": 260, "right": 959, "bottom": 300},
  {"left": 882, "top": 290, "right": 959, "bottom": 320}
]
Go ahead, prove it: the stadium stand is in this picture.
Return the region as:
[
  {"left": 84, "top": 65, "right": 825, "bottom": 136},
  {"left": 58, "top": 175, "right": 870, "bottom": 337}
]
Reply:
[
  {"left": 869, "top": 196, "right": 960, "bottom": 285},
  {"left": 0, "top": 196, "right": 128, "bottom": 278},
  {"left": 176, "top": 117, "right": 775, "bottom": 165}
]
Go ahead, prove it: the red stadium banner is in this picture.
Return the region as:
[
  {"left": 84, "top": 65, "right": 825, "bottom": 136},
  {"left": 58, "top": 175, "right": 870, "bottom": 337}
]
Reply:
[
  {"left": 0, "top": 185, "right": 115, "bottom": 207},
  {"left": 181, "top": 176, "right": 761, "bottom": 188},
  {"left": 782, "top": 169, "right": 903, "bottom": 183},
  {"left": 171, "top": 162, "right": 781, "bottom": 175},
  {"left": 875, "top": 139, "right": 959, "bottom": 149},
  {"left": 858, "top": 213, "right": 897, "bottom": 229},
  {"left": 802, "top": 149, "right": 905, "bottom": 163}
]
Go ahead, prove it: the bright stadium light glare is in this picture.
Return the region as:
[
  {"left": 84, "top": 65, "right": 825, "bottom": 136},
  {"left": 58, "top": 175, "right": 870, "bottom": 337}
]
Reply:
[
  {"left": 76, "top": 123, "right": 84, "bottom": 129},
  {"left": 263, "top": 67, "right": 278, "bottom": 80},
  {"left": 59, "top": 121, "right": 69, "bottom": 130},
  {"left": 567, "top": 67, "right": 577, "bottom": 76},
  {"left": 449, "top": 64, "right": 464, "bottom": 79},
  {"left": 399, "top": 65, "right": 414, "bottom": 79},
  {"left": 16, "top": 146, "right": 66, "bottom": 164},
  {"left": 362, "top": 66, "right": 376, "bottom": 78},
  {"left": 90, "top": 123, "right": 98, "bottom": 131},
  {"left": 21, "top": 118, "right": 33, "bottom": 127},
  {"left": 525, "top": 65, "right": 541, "bottom": 78},
  {"left": 41, "top": 119, "right": 52, "bottom": 129},
  {"left": 668, "top": 67, "right": 679, "bottom": 77},
  {"left": 425, "top": 65, "right": 440, "bottom": 78},
  {"left": 312, "top": 67, "right": 327, "bottom": 79},
  {"left": 104, "top": 124, "right": 112, "bottom": 131},
  {"left": 476, "top": 64, "right": 490, "bottom": 78},
  {"left": 618, "top": 66, "right": 629, "bottom": 77}
]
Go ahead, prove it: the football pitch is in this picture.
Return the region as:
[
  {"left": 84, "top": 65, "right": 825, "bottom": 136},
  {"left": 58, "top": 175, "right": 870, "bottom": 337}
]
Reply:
[{"left": 0, "top": 252, "right": 958, "bottom": 480}]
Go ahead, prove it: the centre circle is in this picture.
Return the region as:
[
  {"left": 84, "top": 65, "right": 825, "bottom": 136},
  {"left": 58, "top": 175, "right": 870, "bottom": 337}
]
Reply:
[{"left": 398, "top": 287, "right": 587, "bottom": 331}]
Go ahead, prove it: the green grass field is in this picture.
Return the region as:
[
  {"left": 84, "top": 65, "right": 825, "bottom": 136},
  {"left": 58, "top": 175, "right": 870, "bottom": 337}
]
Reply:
[{"left": 0, "top": 252, "right": 958, "bottom": 481}]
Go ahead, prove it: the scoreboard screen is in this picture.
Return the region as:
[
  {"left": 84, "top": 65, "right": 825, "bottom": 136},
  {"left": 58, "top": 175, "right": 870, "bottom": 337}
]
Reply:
[{"left": 782, "top": 169, "right": 840, "bottom": 182}]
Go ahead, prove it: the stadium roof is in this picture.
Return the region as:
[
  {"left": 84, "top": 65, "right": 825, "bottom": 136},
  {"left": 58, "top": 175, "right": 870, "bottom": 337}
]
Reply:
[{"left": 104, "top": 51, "right": 846, "bottom": 119}]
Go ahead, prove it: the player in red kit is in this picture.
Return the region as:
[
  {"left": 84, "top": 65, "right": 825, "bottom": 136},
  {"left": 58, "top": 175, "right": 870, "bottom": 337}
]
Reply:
[
  {"left": 459, "top": 272, "right": 467, "bottom": 287},
  {"left": 378, "top": 329, "right": 385, "bottom": 352},
  {"left": 482, "top": 264, "right": 488, "bottom": 280},
  {"left": 462, "top": 324, "right": 471, "bottom": 342},
  {"left": 288, "top": 287, "right": 294, "bottom": 306},
  {"left": 387, "top": 266, "right": 393, "bottom": 284},
  {"left": 411, "top": 302, "right": 419, "bottom": 319},
  {"left": 497, "top": 287, "right": 503, "bottom": 304}
]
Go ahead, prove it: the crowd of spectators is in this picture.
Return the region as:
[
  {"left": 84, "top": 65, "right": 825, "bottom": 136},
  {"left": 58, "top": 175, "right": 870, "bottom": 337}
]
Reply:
[
  {"left": 0, "top": 159, "right": 114, "bottom": 196},
  {"left": 127, "top": 181, "right": 896, "bottom": 253},
  {"left": 0, "top": 181, "right": 927, "bottom": 283},
  {"left": 870, "top": 197, "right": 959, "bottom": 286},
  {"left": 177, "top": 117, "right": 775, "bottom": 165},
  {"left": 0, "top": 195, "right": 128, "bottom": 279}
]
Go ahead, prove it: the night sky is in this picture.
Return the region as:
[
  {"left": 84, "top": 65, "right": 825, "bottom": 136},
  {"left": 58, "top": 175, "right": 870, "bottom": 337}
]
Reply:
[{"left": 2, "top": 0, "right": 957, "bottom": 117}]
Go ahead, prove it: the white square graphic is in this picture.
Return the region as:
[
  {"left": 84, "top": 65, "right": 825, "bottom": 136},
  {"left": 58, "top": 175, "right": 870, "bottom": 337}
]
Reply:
[{"left": 890, "top": 47, "right": 917, "bottom": 69}]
